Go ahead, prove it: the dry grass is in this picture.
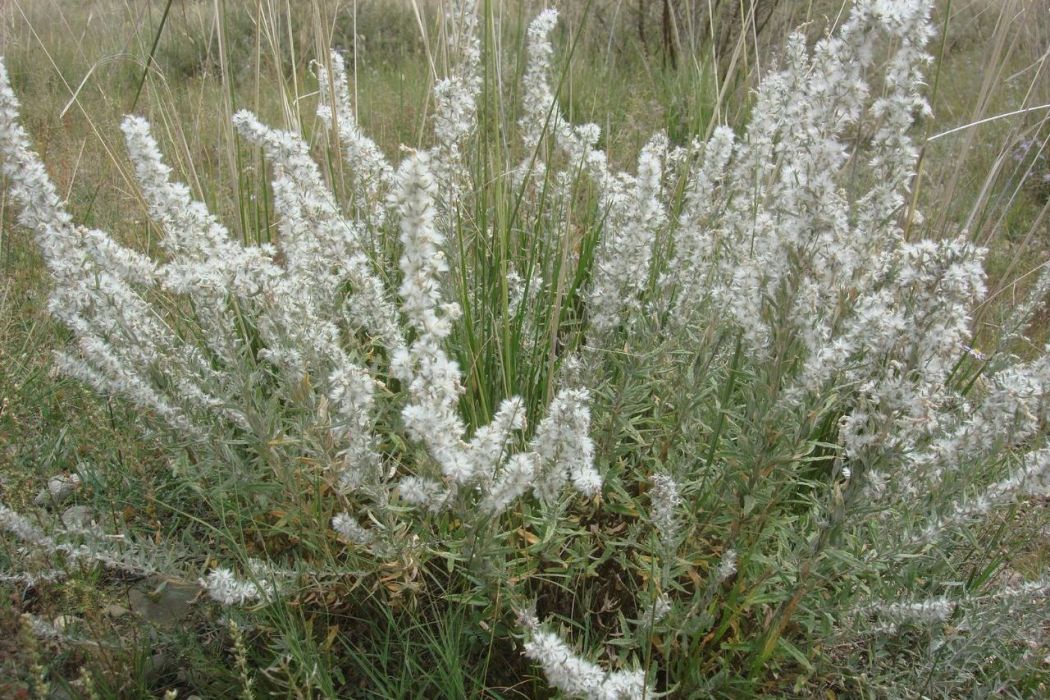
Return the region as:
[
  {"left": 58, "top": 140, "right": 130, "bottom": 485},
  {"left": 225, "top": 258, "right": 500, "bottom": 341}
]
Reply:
[{"left": 1, "top": 0, "right": 1049, "bottom": 695}]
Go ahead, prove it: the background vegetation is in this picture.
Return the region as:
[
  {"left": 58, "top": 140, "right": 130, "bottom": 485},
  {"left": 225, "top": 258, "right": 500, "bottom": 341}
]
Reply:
[{"left": 1, "top": 0, "right": 1049, "bottom": 697}]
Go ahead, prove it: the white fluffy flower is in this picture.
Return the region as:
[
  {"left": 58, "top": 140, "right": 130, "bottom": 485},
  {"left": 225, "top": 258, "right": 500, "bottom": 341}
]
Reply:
[
  {"left": 530, "top": 389, "right": 601, "bottom": 502},
  {"left": 856, "top": 595, "right": 955, "bottom": 635},
  {"left": 398, "top": 476, "right": 452, "bottom": 512},
  {"left": 520, "top": 613, "right": 646, "bottom": 700},
  {"left": 331, "top": 512, "right": 375, "bottom": 547},
  {"left": 482, "top": 453, "right": 538, "bottom": 515},
  {"left": 430, "top": 0, "right": 481, "bottom": 184},
  {"left": 715, "top": 549, "right": 738, "bottom": 584},
  {"left": 649, "top": 473, "right": 682, "bottom": 547},
  {"left": 587, "top": 133, "right": 669, "bottom": 335},
  {"left": 315, "top": 50, "right": 392, "bottom": 229},
  {"left": 201, "top": 567, "right": 274, "bottom": 606}
]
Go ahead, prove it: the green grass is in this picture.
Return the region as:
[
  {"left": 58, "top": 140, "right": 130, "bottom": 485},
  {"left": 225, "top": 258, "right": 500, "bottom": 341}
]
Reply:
[{"left": 2, "top": 0, "right": 1050, "bottom": 697}]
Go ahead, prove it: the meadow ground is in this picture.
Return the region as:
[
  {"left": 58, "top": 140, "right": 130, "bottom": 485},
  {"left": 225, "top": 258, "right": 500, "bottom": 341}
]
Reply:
[{"left": 1, "top": 1, "right": 1049, "bottom": 697}]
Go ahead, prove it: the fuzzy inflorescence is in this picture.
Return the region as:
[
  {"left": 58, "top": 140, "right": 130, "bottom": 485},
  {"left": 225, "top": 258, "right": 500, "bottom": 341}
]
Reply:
[{"left": 2, "top": 0, "right": 1049, "bottom": 694}]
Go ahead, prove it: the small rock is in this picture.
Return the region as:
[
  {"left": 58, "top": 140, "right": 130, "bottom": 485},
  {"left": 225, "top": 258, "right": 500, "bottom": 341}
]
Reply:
[
  {"left": 101, "top": 604, "right": 130, "bottom": 619},
  {"left": 128, "top": 577, "right": 201, "bottom": 628},
  {"left": 47, "top": 685, "right": 75, "bottom": 700},
  {"left": 51, "top": 614, "right": 82, "bottom": 632},
  {"left": 33, "top": 474, "right": 81, "bottom": 508},
  {"left": 61, "top": 505, "right": 93, "bottom": 529},
  {"left": 143, "top": 651, "right": 173, "bottom": 684}
]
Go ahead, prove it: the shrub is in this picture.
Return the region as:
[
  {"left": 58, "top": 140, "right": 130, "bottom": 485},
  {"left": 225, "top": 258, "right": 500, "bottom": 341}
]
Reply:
[{"left": 1, "top": 0, "right": 1047, "bottom": 696}]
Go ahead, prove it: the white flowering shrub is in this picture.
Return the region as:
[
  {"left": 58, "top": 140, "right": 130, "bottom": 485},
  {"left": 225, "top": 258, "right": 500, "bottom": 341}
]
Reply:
[{"left": 1, "top": 0, "right": 1048, "bottom": 696}]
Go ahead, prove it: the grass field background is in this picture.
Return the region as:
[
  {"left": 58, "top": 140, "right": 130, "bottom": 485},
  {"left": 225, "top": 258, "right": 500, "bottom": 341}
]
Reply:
[{"left": 1, "top": 1, "right": 1049, "bottom": 697}]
